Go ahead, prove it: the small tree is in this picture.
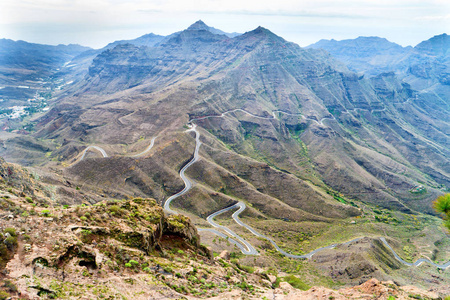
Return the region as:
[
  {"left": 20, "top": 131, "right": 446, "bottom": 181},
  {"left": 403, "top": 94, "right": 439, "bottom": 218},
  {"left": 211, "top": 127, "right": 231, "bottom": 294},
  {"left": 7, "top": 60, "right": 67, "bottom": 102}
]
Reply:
[{"left": 433, "top": 193, "right": 450, "bottom": 230}]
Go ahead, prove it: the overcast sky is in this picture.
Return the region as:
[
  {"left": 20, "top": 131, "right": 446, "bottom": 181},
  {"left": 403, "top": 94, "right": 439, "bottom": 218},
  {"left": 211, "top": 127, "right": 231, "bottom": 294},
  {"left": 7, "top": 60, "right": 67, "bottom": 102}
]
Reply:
[{"left": 0, "top": 0, "right": 448, "bottom": 49}]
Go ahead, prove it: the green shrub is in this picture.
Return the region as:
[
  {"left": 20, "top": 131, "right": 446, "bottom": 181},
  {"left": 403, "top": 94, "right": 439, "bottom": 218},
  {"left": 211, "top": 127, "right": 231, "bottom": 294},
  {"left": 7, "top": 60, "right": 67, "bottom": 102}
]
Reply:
[
  {"left": 25, "top": 197, "right": 33, "bottom": 203},
  {"left": 4, "top": 228, "right": 16, "bottom": 236},
  {"left": 129, "top": 260, "right": 139, "bottom": 266},
  {"left": 125, "top": 260, "right": 139, "bottom": 268},
  {"left": 283, "top": 275, "right": 310, "bottom": 291},
  {"left": 0, "top": 290, "right": 10, "bottom": 300},
  {"left": 3, "top": 279, "right": 17, "bottom": 292},
  {"left": 237, "top": 264, "right": 254, "bottom": 274},
  {"left": 109, "top": 205, "right": 123, "bottom": 216},
  {"left": 4, "top": 236, "right": 17, "bottom": 249},
  {"left": 41, "top": 209, "right": 51, "bottom": 217}
]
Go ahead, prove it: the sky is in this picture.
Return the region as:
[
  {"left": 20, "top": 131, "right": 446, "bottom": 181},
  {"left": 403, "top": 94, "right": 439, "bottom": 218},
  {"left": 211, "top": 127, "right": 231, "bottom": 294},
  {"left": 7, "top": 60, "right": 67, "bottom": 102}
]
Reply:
[{"left": 0, "top": 0, "right": 449, "bottom": 49}]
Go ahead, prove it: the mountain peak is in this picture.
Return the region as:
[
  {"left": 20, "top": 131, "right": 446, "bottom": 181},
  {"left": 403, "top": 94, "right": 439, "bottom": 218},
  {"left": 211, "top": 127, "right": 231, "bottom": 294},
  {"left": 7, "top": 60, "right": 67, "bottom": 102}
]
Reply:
[
  {"left": 415, "top": 33, "right": 449, "bottom": 56},
  {"left": 242, "top": 26, "right": 285, "bottom": 42},
  {"left": 183, "top": 20, "right": 240, "bottom": 38},
  {"left": 187, "top": 20, "right": 209, "bottom": 31},
  {"left": 253, "top": 26, "right": 271, "bottom": 34}
]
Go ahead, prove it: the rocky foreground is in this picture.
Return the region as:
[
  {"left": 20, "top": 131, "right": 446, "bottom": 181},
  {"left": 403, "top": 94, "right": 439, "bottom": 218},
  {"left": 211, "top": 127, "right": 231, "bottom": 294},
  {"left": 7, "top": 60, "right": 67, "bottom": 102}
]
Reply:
[{"left": 0, "top": 158, "right": 444, "bottom": 299}]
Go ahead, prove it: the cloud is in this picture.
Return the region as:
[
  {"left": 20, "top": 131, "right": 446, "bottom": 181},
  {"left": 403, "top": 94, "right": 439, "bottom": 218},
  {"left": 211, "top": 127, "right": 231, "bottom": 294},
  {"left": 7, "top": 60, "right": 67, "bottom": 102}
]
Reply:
[
  {"left": 184, "top": 9, "right": 369, "bottom": 19},
  {"left": 416, "top": 14, "right": 450, "bottom": 21},
  {"left": 0, "top": 0, "right": 448, "bottom": 48}
]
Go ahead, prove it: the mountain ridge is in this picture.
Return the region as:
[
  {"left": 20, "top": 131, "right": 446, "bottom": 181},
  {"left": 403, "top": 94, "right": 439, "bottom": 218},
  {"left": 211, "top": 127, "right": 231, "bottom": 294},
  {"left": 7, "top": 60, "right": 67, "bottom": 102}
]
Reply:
[{"left": 0, "top": 22, "right": 449, "bottom": 297}]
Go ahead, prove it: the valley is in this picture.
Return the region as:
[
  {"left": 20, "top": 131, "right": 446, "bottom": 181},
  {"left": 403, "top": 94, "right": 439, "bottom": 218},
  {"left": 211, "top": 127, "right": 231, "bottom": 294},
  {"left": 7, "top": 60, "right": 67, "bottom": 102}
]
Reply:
[{"left": 0, "top": 20, "right": 449, "bottom": 299}]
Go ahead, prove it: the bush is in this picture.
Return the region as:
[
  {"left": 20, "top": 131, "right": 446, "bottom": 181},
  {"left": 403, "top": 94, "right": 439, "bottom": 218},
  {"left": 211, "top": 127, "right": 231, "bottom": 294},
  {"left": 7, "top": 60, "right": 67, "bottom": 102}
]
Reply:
[
  {"left": 4, "top": 228, "right": 16, "bottom": 236},
  {"left": 125, "top": 260, "right": 139, "bottom": 268},
  {"left": 4, "top": 236, "right": 17, "bottom": 250},
  {"left": 3, "top": 279, "right": 17, "bottom": 292},
  {"left": 0, "top": 290, "right": 10, "bottom": 300},
  {"left": 434, "top": 194, "right": 450, "bottom": 215},
  {"left": 109, "top": 205, "right": 123, "bottom": 216},
  {"left": 41, "top": 209, "right": 51, "bottom": 217},
  {"left": 283, "top": 275, "right": 310, "bottom": 291}
]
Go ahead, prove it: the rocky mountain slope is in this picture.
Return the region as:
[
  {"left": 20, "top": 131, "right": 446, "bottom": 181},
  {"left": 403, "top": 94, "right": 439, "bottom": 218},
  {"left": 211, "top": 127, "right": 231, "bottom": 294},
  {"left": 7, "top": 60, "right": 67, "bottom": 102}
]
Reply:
[
  {"left": 6, "top": 23, "right": 446, "bottom": 212},
  {"left": 307, "top": 34, "right": 450, "bottom": 95},
  {"left": 0, "top": 39, "right": 90, "bottom": 105},
  {"left": 0, "top": 157, "right": 446, "bottom": 299},
  {"left": 0, "top": 22, "right": 449, "bottom": 298}
]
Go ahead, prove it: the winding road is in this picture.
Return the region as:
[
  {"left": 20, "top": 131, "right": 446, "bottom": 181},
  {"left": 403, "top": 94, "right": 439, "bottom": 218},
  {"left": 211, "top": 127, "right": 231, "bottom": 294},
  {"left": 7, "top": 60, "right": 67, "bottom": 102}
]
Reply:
[
  {"left": 162, "top": 108, "right": 450, "bottom": 269},
  {"left": 76, "top": 136, "right": 157, "bottom": 163},
  {"left": 206, "top": 204, "right": 259, "bottom": 255},
  {"left": 190, "top": 108, "right": 335, "bottom": 127},
  {"left": 80, "top": 146, "right": 108, "bottom": 160},
  {"left": 163, "top": 125, "right": 201, "bottom": 215},
  {"left": 131, "top": 136, "right": 158, "bottom": 158}
]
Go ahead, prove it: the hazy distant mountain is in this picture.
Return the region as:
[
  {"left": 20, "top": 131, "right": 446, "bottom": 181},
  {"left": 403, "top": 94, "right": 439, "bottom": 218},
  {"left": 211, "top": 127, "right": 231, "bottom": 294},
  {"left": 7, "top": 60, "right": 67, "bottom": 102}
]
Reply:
[
  {"left": 307, "top": 36, "right": 412, "bottom": 76},
  {"left": 415, "top": 33, "right": 450, "bottom": 56},
  {"left": 185, "top": 20, "right": 241, "bottom": 37},
  {"left": 62, "top": 20, "right": 241, "bottom": 85},
  {"left": 103, "top": 33, "right": 165, "bottom": 50},
  {"left": 0, "top": 39, "right": 91, "bottom": 108},
  {"left": 0, "top": 39, "right": 91, "bottom": 83},
  {"left": 307, "top": 34, "right": 450, "bottom": 92}
]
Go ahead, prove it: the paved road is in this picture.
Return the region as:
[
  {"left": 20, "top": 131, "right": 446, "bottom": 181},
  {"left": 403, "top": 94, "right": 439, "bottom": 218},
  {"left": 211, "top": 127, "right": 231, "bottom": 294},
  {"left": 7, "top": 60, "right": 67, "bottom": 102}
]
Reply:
[
  {"left": 206, "top": 204, "right": 259, "bottom": 255},
  {"left": 163, "top": 125, "right": 201, "bottom": 215},
  {"left": 208, "top": 202, "right": 363, "bottom": 259},
  {"left": 162, "top": 108, "right": 450, "bottom": 269},
  {"left": 131, "top": 136, "right": 157, "bottom": 157},
  {"left": 77, "top": 136, "right": 157, "bottom": 163},
  {"left": 197, "top": 228, "right": 257, "bottom": 255},
  {"left": 380, "top": 237, "right": 450, "bottom": 269},
  {"left": 80, "top": 146, "right": 108, "bottom": 160},
  {"left": 162, "top": 124, "right": 260, "bottom": 253},
  {"left": 191, "top": 108, "right": 335, "bottom": 127}
]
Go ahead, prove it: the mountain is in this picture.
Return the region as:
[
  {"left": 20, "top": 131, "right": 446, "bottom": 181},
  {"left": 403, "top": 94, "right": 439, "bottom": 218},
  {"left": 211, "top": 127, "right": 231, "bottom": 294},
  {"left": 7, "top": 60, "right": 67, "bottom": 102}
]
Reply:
[
  {"left": 307, "top": 36, "right": 412, "bottom": 76},
  {"left": 307, "top": 34, "right": 450, "bottom": 91},
  {"left": 28, "top": 25, "right": 446, "bottom": 213},
  {"left": 61, "top": 20, "right": 240, "bottom": 85},
  {"left": 3, "top": 24, "right": 448, "bottom": 212},
  {"left": 0, "top": 39, "right": 91, "bottom": 84},
  {"left": 0, "top": 22, "right": 449, "bottom": 296},
  {"left": 0, "top": 39, "right": 91, "bottom": 118},
  {"left": 186, "top": 20, "right": 241, "bottom": 37},
  {"left": 415, "top": 33, "right": 450, "bottom": 56}
]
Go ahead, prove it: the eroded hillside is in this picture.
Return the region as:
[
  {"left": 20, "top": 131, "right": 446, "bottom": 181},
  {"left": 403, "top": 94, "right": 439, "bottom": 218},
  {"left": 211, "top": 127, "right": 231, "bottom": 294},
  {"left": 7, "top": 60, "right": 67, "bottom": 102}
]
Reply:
[{"left": 0, "top": 157, "right": 448, "bottom": 299}]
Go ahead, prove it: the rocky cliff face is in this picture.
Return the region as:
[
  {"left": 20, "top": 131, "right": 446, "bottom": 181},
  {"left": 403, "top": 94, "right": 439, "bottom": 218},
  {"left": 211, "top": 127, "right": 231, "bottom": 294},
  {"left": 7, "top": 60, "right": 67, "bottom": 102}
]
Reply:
[{"left": 0, "top": 171, "right": 216, "bottom": 299}]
